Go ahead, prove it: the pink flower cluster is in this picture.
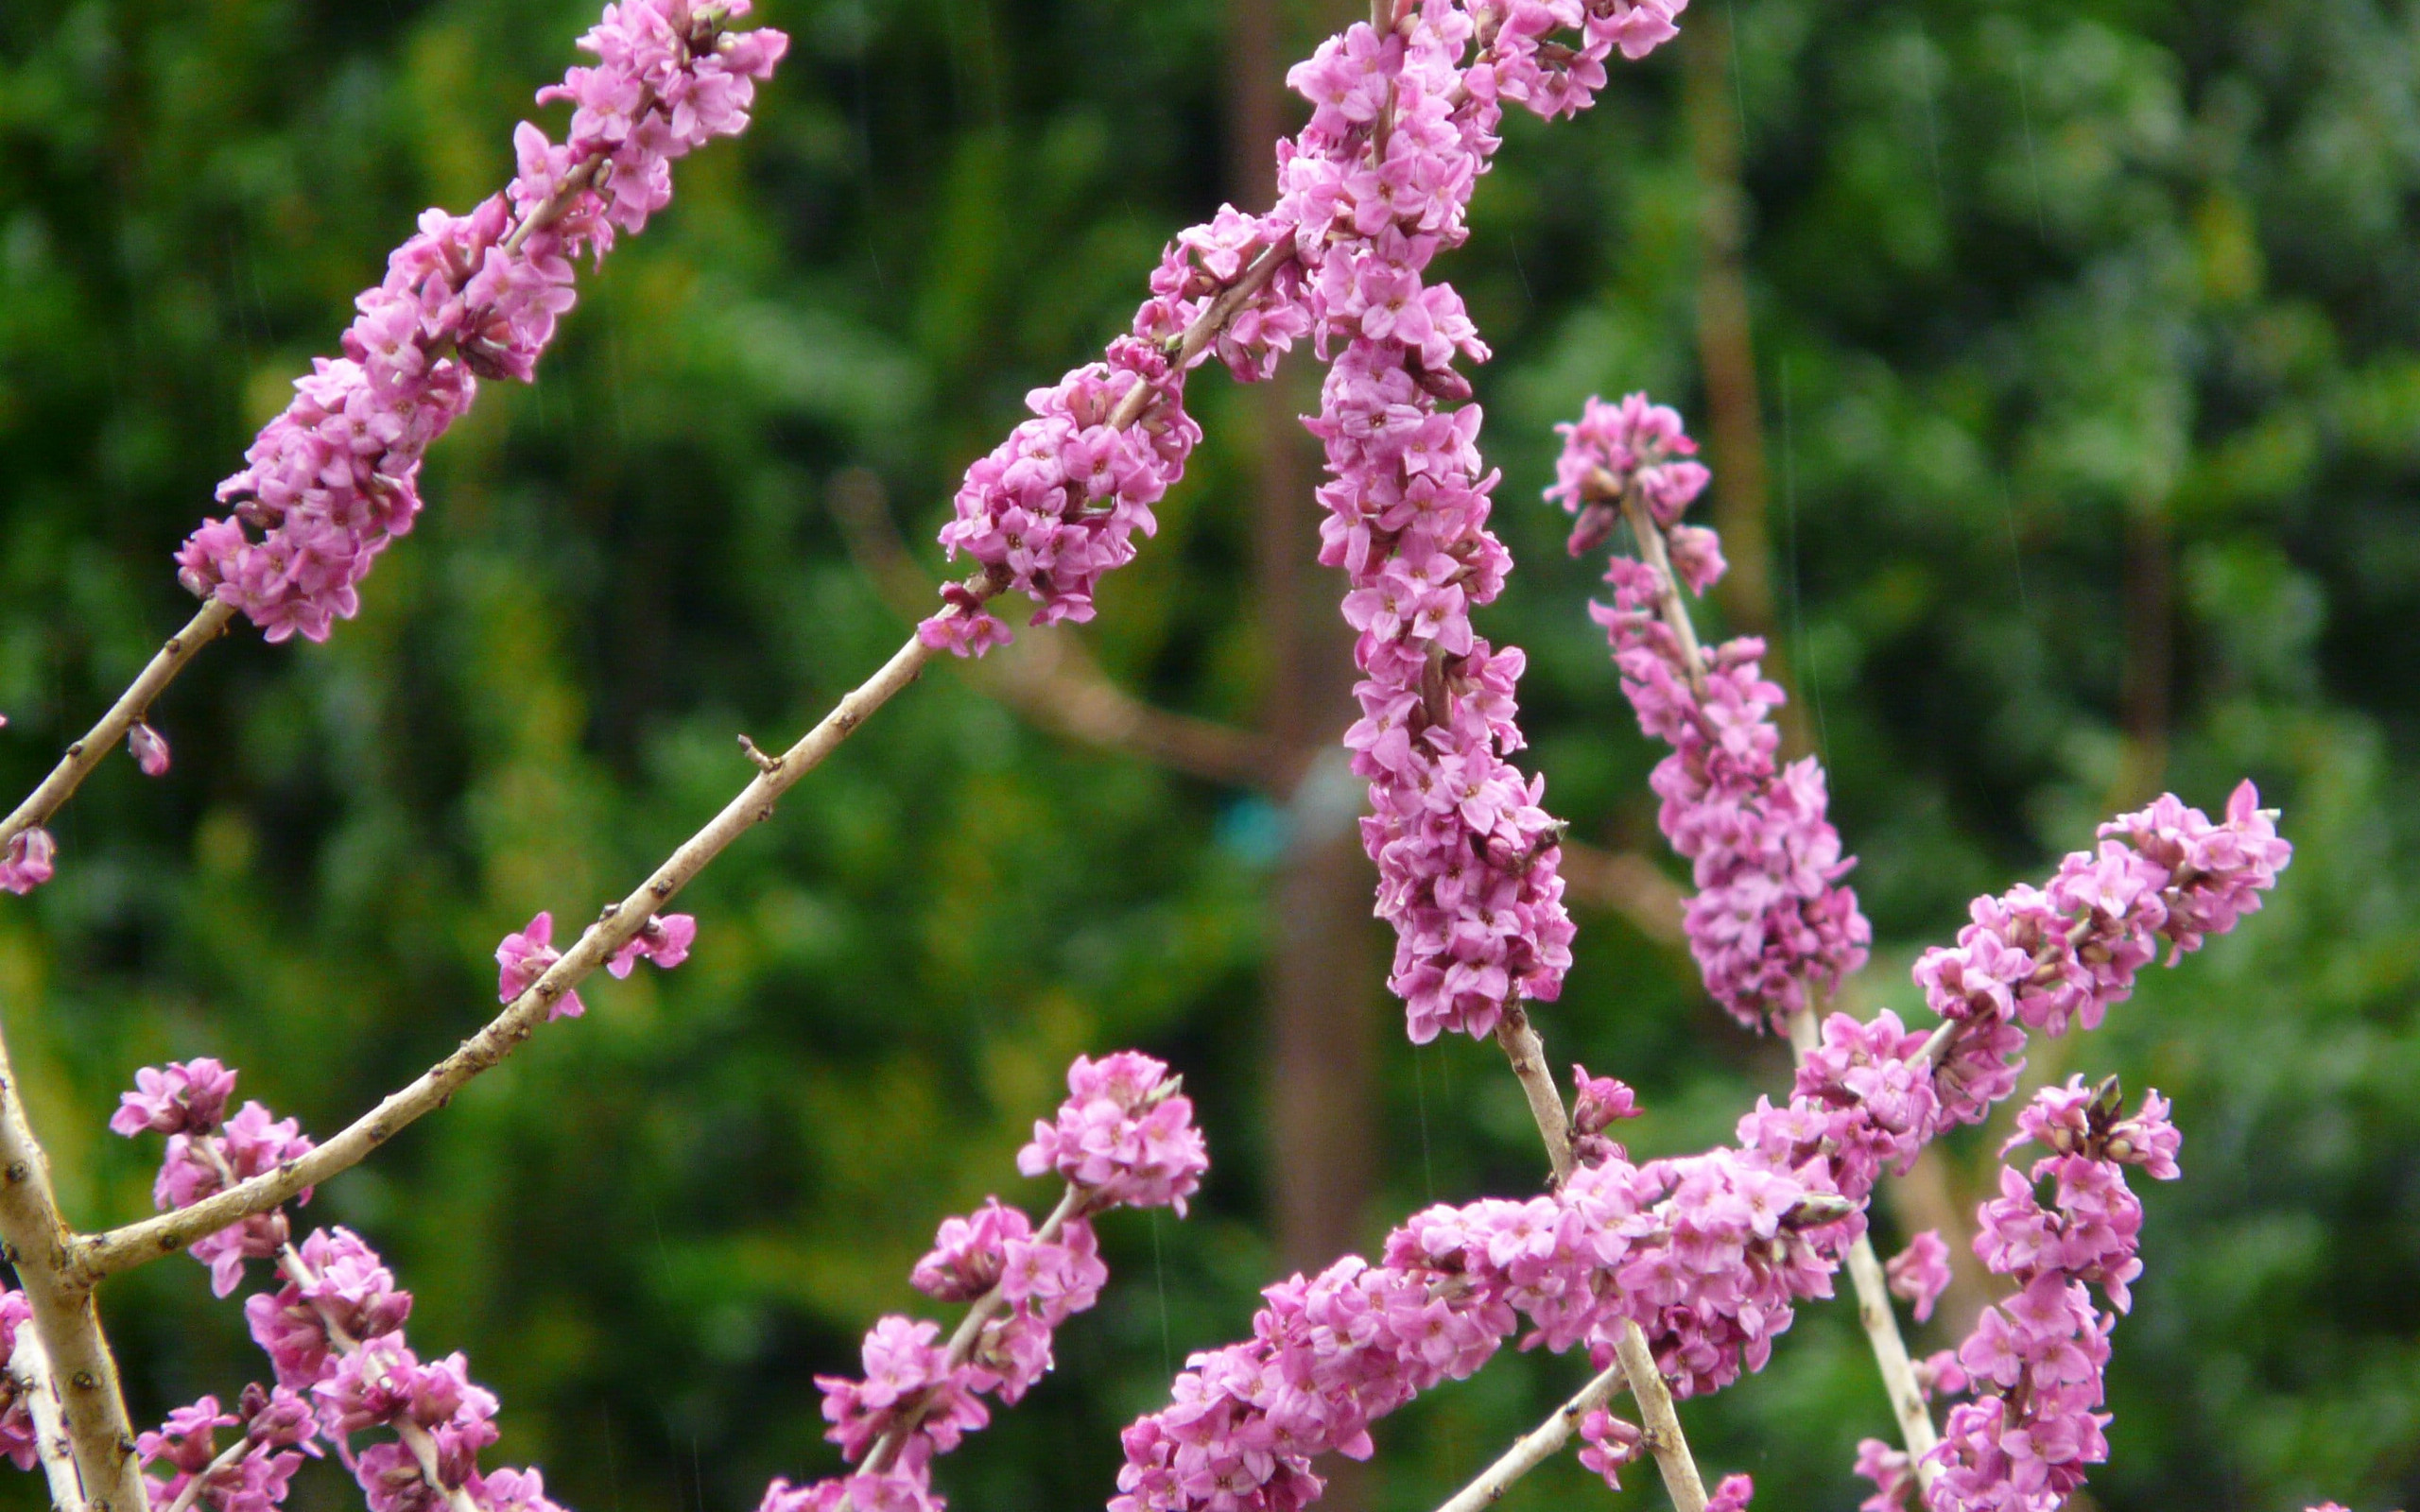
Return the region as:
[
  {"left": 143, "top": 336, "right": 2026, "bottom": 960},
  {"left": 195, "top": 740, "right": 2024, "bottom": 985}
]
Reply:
[
  {"left": 1917, "top": 782, "right": 2291, "bottom": 1127},
  {"left": 1292, "top": 0, "right": 1711, "bottom": 1045},
  {"left": 495, "top": 907, "right": 697, "bottom": 1021},
  {"left": 764, "top": 1051, "right": 1208, "bottom": 1512},
  {"left": 136, "top": 1387, "right": 317, "bottom": 1512},
  {"left": 920, "top": 197, "right": 1324, "bottom": 656},
  {"left": 1015, "top": 1052, "right": 1209, "bottom": 1215},
  {"left": 177, "top": 0, "right": 786, "bottom": 644},
  {"left": 116, "top": 1066, "right": 564, "bottom": 1512},
  {"left": 923, "top": 0, "right": 1695, "bottom": 1045},
  {"left": 1857, "top": 1081, "right": 2181, "bottom": 1512},
  {"left": 0, "top": 1291, "right": 37, "bottom": 1471},
  {"left": 0, "top": 827, "right": 55, "bottom": 898},
  {"left": 117, "top": 1060, "right": 317, "bottom": 1297},
  {"left": 1555, "top": 393, "right": 1871, "bottom": 1030},
  {"left": 1113, "top": 1029, "right": 1933, "bottom": 1512},
  {"left": 1113, "top": 785, "right": 2289, "bottom": 1512}
]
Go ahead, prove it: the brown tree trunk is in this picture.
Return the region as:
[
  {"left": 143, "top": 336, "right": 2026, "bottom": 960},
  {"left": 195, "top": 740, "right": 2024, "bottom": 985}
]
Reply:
[
  {"left": 1229, "top": 0, "right": 1379, "bottom": 1281},
  {"left": 1232, "top": 5, "right": 1381, "bottom": 1506},
  {"left": 1683, "top": 12, "right": 1816, "bottom": 760}
]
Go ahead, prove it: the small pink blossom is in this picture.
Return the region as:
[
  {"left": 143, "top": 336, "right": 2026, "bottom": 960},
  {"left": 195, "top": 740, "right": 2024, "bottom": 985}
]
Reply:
[
  {"left": 496, "top": 911, "right": 584, "bottom": 1020},
  {"left": 1885, "top": 1230, "right": 1952, "bottom": 1323},
  {"left": 112, "top": 1058, "right": 240, "bottom": 1138},
  {"left": 128, "top": 720, "right": 172, "bottom": 777},
  {"left": 607, "top": 912, "right": 696, "bottom": 978},
  {"left": 0, "top": 826, "right": 56, "bottom": 896}
]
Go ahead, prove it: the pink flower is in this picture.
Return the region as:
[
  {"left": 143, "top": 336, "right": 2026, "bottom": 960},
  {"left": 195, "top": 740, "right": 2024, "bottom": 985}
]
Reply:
[
  {"left": 911, "top": 1199, "right": 1034, "bottom": 1303},
  {"left": 1885, "top": 1230, "right": 1952, "bottom": 1323},
  {"left": 1016, "top": 1052, "right": 1208, "bottom": 1215},
  {"left": 0, "top": 826, "right": 56, "bottom": 896},
  {"left": 1705, "top": 1472, "right": 1754, "bottom": 1512},
  {"left": 607, "top": 912, "right": 696, "bottom": 978},
  {"left": 496, "top": 911, "right": 583, "bottom": 1020},
  {"left": 1576, "top": 1408, "right": 1642, "bottom": 1489},
  {"left": 129, "top": 721, "right": 172, "bottom": 777},
  {"left": 112, "top": 1058, "right": 240, "bottom": 1138}
]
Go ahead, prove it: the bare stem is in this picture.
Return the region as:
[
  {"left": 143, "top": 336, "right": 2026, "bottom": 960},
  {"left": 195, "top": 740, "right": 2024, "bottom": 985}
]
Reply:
[
  {"left": 0, "top": 1034, "right": 147, "bottom": 1512},
  {"left": 1, "top": 600, "right": 236, "bottom": 853},
  {"left": 1614, "top": 1324, "right": 1709, "bottom": 1512},
  {"left": 1491, "top": 1007, "right": 1576, "bottom": 1185},
  {"left": 77, "top": 621, "right": 948, "bottom": 1279},
  {"left": 8, "top": 1319, "right": 89, "bottom": 1512},
  {"left": 1426, "top": 1360, "right": 1628, "bottom": 1512}
]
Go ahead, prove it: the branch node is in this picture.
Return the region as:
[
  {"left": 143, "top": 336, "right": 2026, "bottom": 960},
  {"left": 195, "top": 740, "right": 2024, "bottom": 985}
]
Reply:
[{"left": 737, "top": 734, "right": 784, "bottom": 773}]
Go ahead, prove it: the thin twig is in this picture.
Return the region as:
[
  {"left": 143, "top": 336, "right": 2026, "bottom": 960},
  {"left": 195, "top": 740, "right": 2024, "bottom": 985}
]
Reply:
[
  {"left": 8, "top": 1318, "right": 89, "bottom": 1512},
  {"left": 0, "top": 1033, "right": 148, "bottom": 1512},
  {"left": 77, "top": 243, "right": 1287, "bottom": 1283},
  {"left": 1426, "top": 1360, "right": 1628, "bottom": 1512},
  {"left": 0, "top": 600, "right": 235, "bottom": 853},
  {"left": 1614, "top": 1323, "right": 1710, "bottom": 1512}
]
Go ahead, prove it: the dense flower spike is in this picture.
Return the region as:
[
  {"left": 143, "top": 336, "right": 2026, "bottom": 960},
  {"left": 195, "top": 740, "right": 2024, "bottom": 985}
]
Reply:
[
  {"left": 925, "top": 0, "right": 1700, "bottom": 1041},
  {"left": 1891, "top": 1081, "right": 2181, "bottom": 1512},
  {"left": 116, "top": 1070, "right": 559, "bottom": 1512},
  {"left": 768, "top": 1051, "right": 1208, "bottom": 1512},
  {"left": 1555, "top": 393, "right": 1870, "bottom": 1030},
  {"left": 1016, "top": 1052, "right": 1208, "bottom": 1215},
  {"left": 1917, "top": 782, "right": 2291, "bottom": 1126},
  {"left": 1291, "top": 0, "right": 1660, "bottom": 1044},
  {"left": 177, "top": 0, "right": 786, "bottom": 644}
]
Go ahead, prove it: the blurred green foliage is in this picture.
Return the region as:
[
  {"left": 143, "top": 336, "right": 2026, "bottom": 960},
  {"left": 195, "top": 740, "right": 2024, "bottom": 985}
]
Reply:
[{"left": 2, "top": 1, "right": 2417, "bottom": 1511}]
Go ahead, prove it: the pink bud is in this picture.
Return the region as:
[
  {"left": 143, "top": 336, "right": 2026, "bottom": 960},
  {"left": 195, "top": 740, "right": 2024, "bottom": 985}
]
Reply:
[{"left": 129, "top": 721, "right": 171, "bottom": 778}]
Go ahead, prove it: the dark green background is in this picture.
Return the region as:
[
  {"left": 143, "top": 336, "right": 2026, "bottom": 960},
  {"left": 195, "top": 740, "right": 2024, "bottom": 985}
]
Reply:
[{"left": 2, "top": 1, "right": 2415, "bottom": 1511}]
